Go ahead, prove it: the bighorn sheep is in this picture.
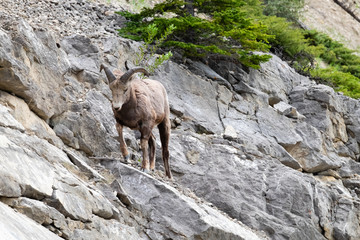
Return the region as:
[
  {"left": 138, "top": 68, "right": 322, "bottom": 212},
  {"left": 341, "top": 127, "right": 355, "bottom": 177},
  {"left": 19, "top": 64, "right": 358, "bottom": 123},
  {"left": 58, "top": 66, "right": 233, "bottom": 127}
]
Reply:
[{"left": 100, "top": 64, "right": 172, "bottom": 178}]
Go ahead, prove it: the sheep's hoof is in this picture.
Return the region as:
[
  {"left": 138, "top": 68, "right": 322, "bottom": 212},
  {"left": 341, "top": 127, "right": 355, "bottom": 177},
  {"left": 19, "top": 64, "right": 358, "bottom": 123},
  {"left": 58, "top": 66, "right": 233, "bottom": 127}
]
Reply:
[
  {"left": 123, "top": 154, "right": 130, "bottom": 163},
  {"left": 141, "top": 168, "right": 150, "bottom": 174}
]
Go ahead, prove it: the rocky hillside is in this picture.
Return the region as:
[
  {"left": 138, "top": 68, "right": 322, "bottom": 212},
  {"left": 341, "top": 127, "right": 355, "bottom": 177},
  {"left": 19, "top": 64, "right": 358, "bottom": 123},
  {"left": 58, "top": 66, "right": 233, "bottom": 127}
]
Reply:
[{"left": 1, "top": 0, "right": 360, "bottom": 240}]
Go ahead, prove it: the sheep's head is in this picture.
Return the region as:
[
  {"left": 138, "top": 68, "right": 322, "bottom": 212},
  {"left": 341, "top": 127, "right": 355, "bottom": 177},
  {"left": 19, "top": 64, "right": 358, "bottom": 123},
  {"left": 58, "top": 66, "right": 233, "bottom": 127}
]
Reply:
[
  {"left": 100, "top": 64, "right": 150, "bottom": 111},
  {"left": 109, "top": 78, "right": 131, "bottom": 111}
]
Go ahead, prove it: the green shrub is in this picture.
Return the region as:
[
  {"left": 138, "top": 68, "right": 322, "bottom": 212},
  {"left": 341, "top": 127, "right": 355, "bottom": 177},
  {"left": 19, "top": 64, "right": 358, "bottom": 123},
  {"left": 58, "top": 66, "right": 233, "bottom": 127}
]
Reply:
[
  {"left": 261, "top": 16, "right": 325, "bottom": 72},
  {"left": 118, "top": 0, "right": 273, "bottom": 69},
  {"left": 305, "top": 30, "right": 360, "bottom": 78},
  {"left": 118, "top": 0, "right": 360, "bottom": 99},
  {"left": 261, "top": 17, "right": 360, "bottom": 99}
]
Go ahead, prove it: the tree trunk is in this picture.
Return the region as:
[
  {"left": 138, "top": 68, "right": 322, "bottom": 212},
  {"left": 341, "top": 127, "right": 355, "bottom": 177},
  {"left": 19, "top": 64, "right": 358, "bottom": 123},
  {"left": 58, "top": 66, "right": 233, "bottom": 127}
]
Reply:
[{"left": 184, "top": 0, "right": 195, "bottom": 16}]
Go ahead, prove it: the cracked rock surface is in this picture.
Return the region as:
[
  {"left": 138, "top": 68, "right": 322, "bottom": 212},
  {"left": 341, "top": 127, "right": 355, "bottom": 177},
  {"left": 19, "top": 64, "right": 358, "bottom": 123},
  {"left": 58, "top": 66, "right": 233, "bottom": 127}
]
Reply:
[{"left": 1, "top": 0, "right": 360, "bottom": 240}]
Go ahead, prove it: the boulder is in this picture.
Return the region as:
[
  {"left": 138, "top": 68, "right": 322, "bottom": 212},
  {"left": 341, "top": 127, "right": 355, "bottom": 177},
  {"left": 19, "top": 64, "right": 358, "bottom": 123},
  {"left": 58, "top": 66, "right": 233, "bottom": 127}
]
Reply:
[
  {"left": 273, "top": 101, "right": 304, "bottom": 119},
  {"left": 223, "top": 125, "right": 238, "bottom": 140},
  {"left": 208, "top": 54, "right": 312, "bottom": 103},
  {"left": 3, "top": 197, "right": 67, "bottom": 227},
  {"left": 186, "top": 59, "right": 233, "bottom": 89},
  {"left": 60, "top": 35, "right": 100, "bottom": 74},
  {"left": 342, "top": 95, "right": 360, "bottom": 145}
]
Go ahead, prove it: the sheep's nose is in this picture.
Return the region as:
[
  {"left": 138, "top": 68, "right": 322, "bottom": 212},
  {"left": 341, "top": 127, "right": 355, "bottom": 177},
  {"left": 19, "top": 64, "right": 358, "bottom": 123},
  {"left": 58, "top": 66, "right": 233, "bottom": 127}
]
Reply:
[{"left": 113, "top": 107, "right": 120, "bottom": 111}]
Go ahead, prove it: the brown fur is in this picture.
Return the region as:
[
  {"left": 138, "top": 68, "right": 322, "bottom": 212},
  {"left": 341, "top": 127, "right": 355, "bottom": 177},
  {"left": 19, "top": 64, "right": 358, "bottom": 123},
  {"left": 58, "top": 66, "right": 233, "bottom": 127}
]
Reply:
[{"left": 100, "top": 64, "right": 172, "bottom": 178}]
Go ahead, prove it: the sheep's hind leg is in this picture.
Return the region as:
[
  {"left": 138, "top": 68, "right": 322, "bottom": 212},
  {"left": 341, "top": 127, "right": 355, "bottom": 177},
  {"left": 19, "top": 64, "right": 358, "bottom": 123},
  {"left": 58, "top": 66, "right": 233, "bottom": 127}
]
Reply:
[
  {"left": 116, "top": 123, "right": 130, "bottom": 162},
  {"left": 149, "top": 133, "right": 156, "bottom": 171},
  {"left": 158, "top": 119, "right": 172, "bottom": 179}
]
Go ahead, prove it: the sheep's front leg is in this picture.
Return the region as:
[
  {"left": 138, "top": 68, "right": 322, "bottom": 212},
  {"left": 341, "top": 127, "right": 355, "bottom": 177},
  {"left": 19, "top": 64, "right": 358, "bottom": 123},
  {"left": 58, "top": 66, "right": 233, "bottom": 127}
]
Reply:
[
  {"left": 116, "top": 122, "right": 130, "bottom": 162},
  {"left": 140, "top": 137, "right": 150, "bottom": 172},
  {"left": 140, "top": 126, "right": 152, "bottom": 173}
]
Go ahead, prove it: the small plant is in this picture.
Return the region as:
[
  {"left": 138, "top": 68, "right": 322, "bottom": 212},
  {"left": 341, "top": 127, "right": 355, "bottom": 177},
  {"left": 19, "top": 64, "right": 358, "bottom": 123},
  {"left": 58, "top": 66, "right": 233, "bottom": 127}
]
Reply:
[
  {"left": 131, "top": 0, "right": 148, "bottom": 13},
  {"left": 132, "top": 23, "right": 176, "bottom": 74},
  {"left": 134, "top": 23, "right": 175, "bottom": 74},
  {"left": 263, "top": 0, "right": 305, "bottom": 22}
]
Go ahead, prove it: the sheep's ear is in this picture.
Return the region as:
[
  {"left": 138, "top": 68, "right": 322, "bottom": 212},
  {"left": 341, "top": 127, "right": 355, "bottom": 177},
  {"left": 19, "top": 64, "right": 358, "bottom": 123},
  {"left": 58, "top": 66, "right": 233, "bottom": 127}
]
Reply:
[
  {"left": 125, "top": 60, "right": 130, "bottom": 71},
  {"left": 124, "top": 60, "right": 137, "bottom": 71},
  {"left": 120, "top": 67, "right": 150, "bottom": 83},
  {"left": 100, "top": 64, "right": 116, "bottom": 84}
]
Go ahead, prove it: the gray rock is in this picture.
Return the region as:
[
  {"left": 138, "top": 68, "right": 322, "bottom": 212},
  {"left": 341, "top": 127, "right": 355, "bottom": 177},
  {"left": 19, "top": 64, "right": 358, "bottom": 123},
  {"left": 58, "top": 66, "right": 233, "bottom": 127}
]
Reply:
[
  {"left": 2, "top": 5, "right": 360, "bottom": 240},
  {"left": 156, "top": 62, "right": 224, "bottom": 134},
  {"left": 61, "top": 35, "right": 99, "bottom": 56},
  {"left": 69, "top": 216, "right": 142, "bottom": 240},
  {"left": 223, "top": 125, "right": 238, "bottom": 140},
  {"left": 169, "top": 131, "right": 326, "bottom": 240},
  {"left": 0, "top": 104, "right": 25, "bottom": 131},
  {"left": 61, "top": 35, "right": 100, "bottom": 73},
  {"left": 0, "top": 201, "right": 63, "bottom": 240},
  {"left": 306, "top": 84, "right": 344, "bottom": 112},
  {"left": 65, "top": 149, "right": 105, "bottom": 180},
  {"left": 186, "top": 60, "right": 233, "bottom": 89},
  {"left": 0, "top": 128, "right": 55, "bottom": 198},
  {"left": 3, "top": 197, "right": 66, "bottom": 227},
  {"left": 338, "top": 158, "right": 360, "bottom": 178},
  {"left": 273, "top": 101, "right": 305, "bottom": 119},
  {"left": 48, "top": 173, "right": 114, "bottom": 222},
  {"left": 0, "top": 91, "right": 63, "bottom": 147},
  {"left": 0, "top": 123, "right": 142, "bottom": 239},
  {"left": 343, "top": 95, "right": 360, "bottom": 145},
  {"left": 290, "top": 84, "right": 348, "bottom": 143},
  {"left": 54, "top": 123, "right": 79, "bottom": 149},
  {"left": 332, "top": 197, "right": 360, "bottom": 239},
  {"left": 257, "top": 106, "right": 303, "bottom": 148},
  {"left": 232, "top": 81, "right": 269, "bottom": 106},
  {"left": 52, "top": 89, "right": 119, "bottom": 156},
  {"left": 287, "top": 123, "right": 341, "bottom": 173},
  {"left": 0, "top": 20, "right": 69, "bottom": 120},
  {"left": 208, "top": 54, "right": 311, "bottom": 103},
  {"left": 217, "top": 84, "right": 234, "bottom": 119}
]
